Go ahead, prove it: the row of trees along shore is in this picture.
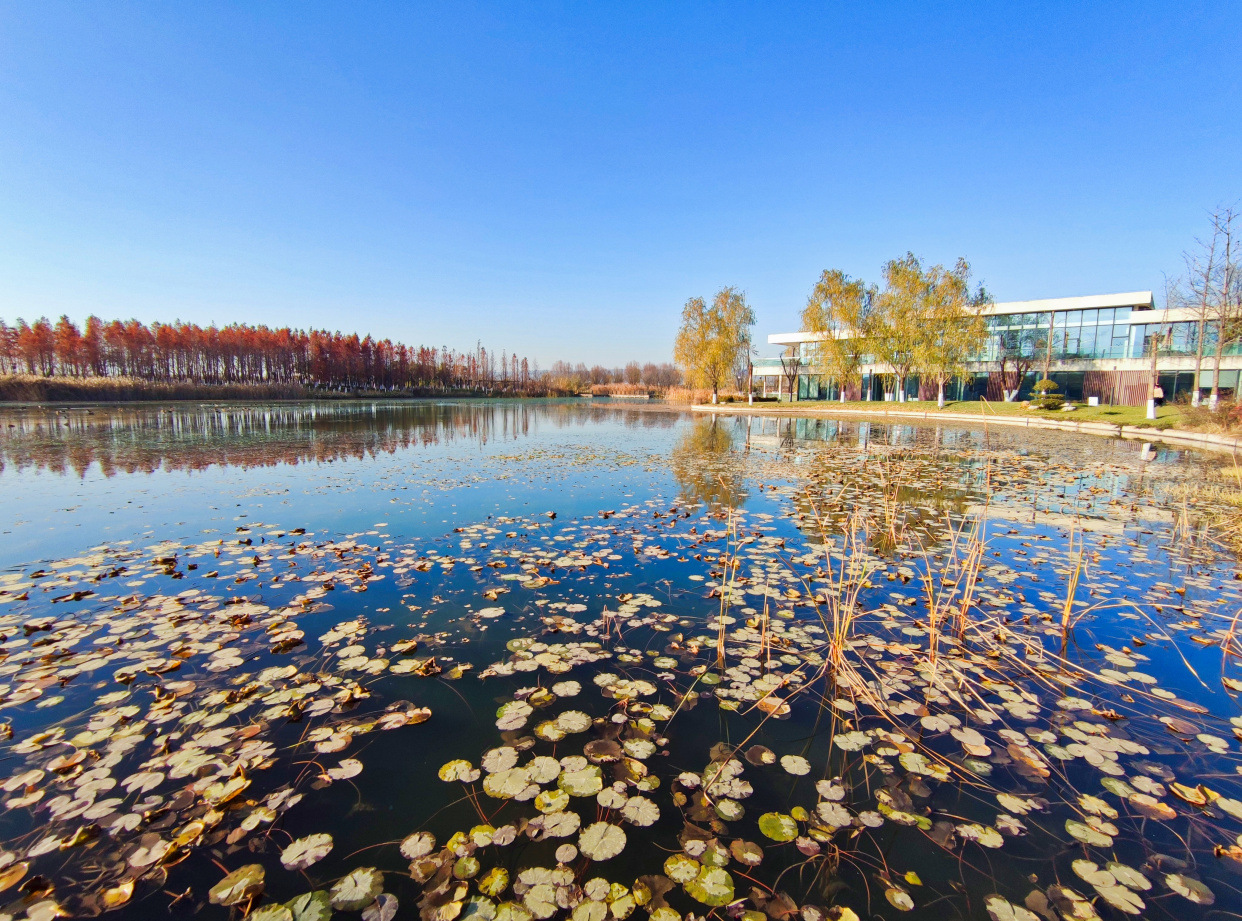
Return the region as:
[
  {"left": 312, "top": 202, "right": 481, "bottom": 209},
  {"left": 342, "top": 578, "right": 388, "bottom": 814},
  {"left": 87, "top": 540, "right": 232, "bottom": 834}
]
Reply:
[
  {"left": 802, "top": 253, "right": 989, "bottom": 407},
  {"left": 0, "top": 316, "right": 680, "bottom": 396},
  {"left": 673, "top": 254, "right": 989, "bottom": 407}
]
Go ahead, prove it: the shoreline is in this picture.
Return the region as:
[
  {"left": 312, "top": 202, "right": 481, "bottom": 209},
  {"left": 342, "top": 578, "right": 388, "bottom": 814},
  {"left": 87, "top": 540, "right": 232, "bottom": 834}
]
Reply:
[{"left": 691, "top": 401, "right": 1242, "bottom": 455}]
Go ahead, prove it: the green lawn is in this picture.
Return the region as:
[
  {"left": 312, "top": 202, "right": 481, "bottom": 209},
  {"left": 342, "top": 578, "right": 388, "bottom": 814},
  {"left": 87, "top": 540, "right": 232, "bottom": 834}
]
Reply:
[{"left": 752, "top": 399, "right": 1184, "bottom": 429}]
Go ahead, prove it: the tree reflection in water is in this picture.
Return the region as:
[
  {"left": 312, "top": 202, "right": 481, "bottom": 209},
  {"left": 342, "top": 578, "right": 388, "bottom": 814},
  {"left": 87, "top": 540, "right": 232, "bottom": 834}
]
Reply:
[{"left": 670, "top": 415, "right": 750, "bottom": 509}]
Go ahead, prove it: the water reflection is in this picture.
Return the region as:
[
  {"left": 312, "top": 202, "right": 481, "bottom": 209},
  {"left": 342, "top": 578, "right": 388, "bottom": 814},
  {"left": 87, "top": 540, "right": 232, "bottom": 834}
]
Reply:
[
  {"left": 670, "top": 416, "right": 750, "bottom": 509},
  {"left": 0, "top": 400, "right": 682, "bottom": 477}
]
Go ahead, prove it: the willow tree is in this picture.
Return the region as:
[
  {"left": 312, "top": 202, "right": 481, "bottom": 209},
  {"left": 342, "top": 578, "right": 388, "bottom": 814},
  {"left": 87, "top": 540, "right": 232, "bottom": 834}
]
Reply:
[
  {"left": 914, "top": 261, "right": 989, "bottom": 408},
  {"left": 673, "top": 287, "right": 756, "bottom": 402},
  {"left": 864, "top": 255, "right": 930, "bottom": 402},
  {"left": 800, "top": 269, "right": 873, "bottom": 402}
]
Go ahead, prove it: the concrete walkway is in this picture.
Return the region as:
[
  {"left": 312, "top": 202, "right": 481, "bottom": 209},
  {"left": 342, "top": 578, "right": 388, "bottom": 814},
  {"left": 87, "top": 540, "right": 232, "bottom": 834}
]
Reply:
[{"left": 690, "top": 403, "right": 1242, "bottom": 456}]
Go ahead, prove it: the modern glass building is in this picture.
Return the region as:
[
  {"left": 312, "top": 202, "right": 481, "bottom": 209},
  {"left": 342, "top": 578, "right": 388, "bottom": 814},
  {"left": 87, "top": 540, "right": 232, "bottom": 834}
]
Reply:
[{"left": 753, "top": 291, "right": 1242, "bottom": 405}]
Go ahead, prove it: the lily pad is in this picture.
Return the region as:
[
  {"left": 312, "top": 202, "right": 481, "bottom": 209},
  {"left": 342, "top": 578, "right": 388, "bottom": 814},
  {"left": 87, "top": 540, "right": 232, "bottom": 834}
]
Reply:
[
  {"left": 282, "top": 833, "right": 333, "bottom": 870},
  {"left": 758, "top": 812, "right": 798, "bottom": 842},
  {"left": 209, "top": 864, "right": 265, "bottom": 907},
  {"left": 578, "top": 822, "right": 626, "bottom": 860},
  {"left": 331, "top": 867, "right": 384, "bottom": 911},
  {"left": 684, "top": 866, "right": 734, "bottom": 907}
]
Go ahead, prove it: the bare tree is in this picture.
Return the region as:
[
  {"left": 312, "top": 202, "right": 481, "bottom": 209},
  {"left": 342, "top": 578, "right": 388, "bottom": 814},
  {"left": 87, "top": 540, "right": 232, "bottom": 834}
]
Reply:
[
  {"left": 779, "top": 346, "right": 802, "bottom": 401},
  {"left": 1182, "top": 221, "right": 1219, "bottom": 407},
  {"left": 1208, "top": 207, "right": 1241, "bottom": 409}
]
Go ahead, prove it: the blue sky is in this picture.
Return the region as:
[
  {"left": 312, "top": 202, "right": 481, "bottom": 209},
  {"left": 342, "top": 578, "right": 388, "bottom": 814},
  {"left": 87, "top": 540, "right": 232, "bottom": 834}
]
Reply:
[{"left": 0, "top": 3, "right": 1238, "bottom": 365}]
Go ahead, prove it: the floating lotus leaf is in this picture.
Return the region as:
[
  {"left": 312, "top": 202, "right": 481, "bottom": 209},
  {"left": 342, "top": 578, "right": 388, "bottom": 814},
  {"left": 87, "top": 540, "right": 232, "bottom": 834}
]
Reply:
[
  {"left": 331, "top": 867, "right": 384, "bottom": 911},
  {"left": 1096, "top": 885, "right": 1143, "bottom": 915},
  {"left": 482, "top": 747, "right": 519, "bottom": 773},
  {"left": 479, "top": 868, "right": 510, "bottom": 898},
  {"left": 555, "top": 711, "right": 592, "bottom": 733},
  {"left": 1071, "top": 861, "right": 1114, "bottom": 888},
  {"left": 729, "top": 839, "right": 763, "bottom": 866},
  {"left": 573, "top": 902, "right": 608, "bottom": 921},
  {"left": 578, "top": 821, "right": 626, "bottom": 860},
  {"left": 1166, "top": 874, "right": 1214, "bottom": 905},
  {"left": 758, "top": 813, "right": 798, "bottom": 842},
  {"left": 885, "top": 889, "right": 914, "bottom": 911},
  {"left": 439, "top": 760, "right": 480, "bottom": 783},
  {"left": 249, "top": 907, "right": 294, "bottom": 921},
  {"left": 780, "top": 755, "right": 810, "bottom": 775},
  {"left": 496, "top": 701, "right": 533, "bottom": 731},
  {"left": 958, "top": 824, "right": 1004, "bottom": 848},
  {"left": 400, "top": 831, "right": 436, "bottom": 859},
  {"left": 815, "top": 779, "right": 845, "bottom": 800},
  {"left": 1216, "top": 797, "right": 1242, "bottom": 820},
  {"left": 363, "top": 894, "right": 399, "bottom": 921},
  {"left": 102, "top": 880, "right": 134, "bottom": 910},
  {"left": 714, "top": 798, "right": 744, "bottom": 821},
  {"left": 455, "top": 857, "right": 481, "bottom": 879},
  {"left": 621, "top": 795, "right": 659, "bottom": 826},
  {"left": 483, "top": 768, "right": 533, "bottom": 799},
  {"left": 496, "top": 902, "right": 533, "bottom": 921},
  {"left": 664, "top": 854, "right": 700, "bottom": 883},
  {"left": 623, "top": 739, "right": 657, "bottom": 760},
  {"left": 461, "top": 899, "right": 498, "bottom": 921},
  {"left": 209, "top": 864, "right": 265, "bottom": 907},
  {"left": 584, "top": 740, "right": 623, "bottom": 764},
  {"left": 551, "top": 681, "right": 581, "bottom": 697},
  {"left": 281, "top": 833, "right": 333, "bottom": 870},
  {"left": 834, "top": 731, "right": 869, "bottom": 751},
  {"left": 816, "top": 802, "right": 850, "bottom": 827},
  {"left": 745, "top": 745, "right": 775, "bottom": 765},
  {"left": 1076, "top": 795, "right": 1116, "bottom": 818},
  {"left": 535, "top": 789, "right": 570, "bottom": 813},
  {"left": 559, "top": 766, "right": 604, "bottom": 797},
  {"left": 984, "top": 895, "right": 1038, "bottom": 921},
  {"left": 1105, "top": 863, "right": 1150, "bottom": 891},
  {"left": 1065, "top": 820, "right": 1111, "bottom": 847},
  {"left": 288, "top": 891, "right": 333, "bottom": 921},
  {"left": 535, "top": 721, "right": 566, "bottom": 742},
  {"left": 684, "top": 866, "right": 733, "bottom": 907},
  {"left": 523, "top": 883, "right": 557, "bottom": 918},
  {"left": 540, "top": 811, "right": 581, "bottom": 838}
]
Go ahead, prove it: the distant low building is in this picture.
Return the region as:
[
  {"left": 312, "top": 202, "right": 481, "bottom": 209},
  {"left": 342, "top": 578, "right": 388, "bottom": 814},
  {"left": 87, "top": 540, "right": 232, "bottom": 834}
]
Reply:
[{"left": 753, "top": 291, "right": 1242, "bottom": 405}]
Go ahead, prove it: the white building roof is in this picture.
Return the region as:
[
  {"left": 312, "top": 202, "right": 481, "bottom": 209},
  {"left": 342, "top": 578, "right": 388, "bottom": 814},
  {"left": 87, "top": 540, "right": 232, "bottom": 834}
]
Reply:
[{"left": 978, "top": 291, "right": 1154, "bottom": 317}]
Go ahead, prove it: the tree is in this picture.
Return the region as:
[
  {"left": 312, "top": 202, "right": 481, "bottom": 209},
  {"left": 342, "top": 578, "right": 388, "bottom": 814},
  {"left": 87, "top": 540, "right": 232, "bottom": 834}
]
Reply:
[
  {"left": 624, "top": 361, "right": 642, "bottom": 385},
  {"left": 1206, "top": 207, "right": 1241, "bottom": 409},
  {"left": 1182, "top": 217, "right": 1220, "bottom": 407},
  {"left": 800, "top": 269, "right": 873, "bottom": 402},
  {"left": 779, "top": 347, "right": 802, "bottom": 401},
  {"left": 673, "top": 287, "right": 756, "bottom": 402},
  {"left": 865, "top": 255, "right": 928, "bottom": 402},
  {"left": 913, "top": 262, "right": 989, "bottom": 408}
]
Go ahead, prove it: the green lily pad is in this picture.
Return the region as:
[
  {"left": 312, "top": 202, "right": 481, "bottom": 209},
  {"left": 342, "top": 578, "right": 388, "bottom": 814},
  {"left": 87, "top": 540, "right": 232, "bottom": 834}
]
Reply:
[
  {"left": 287, "top": 891, "right": 333, "bottom": 921},
  {"left": 684, "top": 866, "right": 734, "bottom": 907},
  {"left": 758, "top": 812, "right": 798, "bottom": 842}
]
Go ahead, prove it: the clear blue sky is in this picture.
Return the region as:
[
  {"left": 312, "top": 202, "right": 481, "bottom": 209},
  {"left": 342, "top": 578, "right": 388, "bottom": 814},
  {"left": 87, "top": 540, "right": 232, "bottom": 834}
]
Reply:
[{"left": 1, "top": 3, "right": 1237, "bottom": 365}]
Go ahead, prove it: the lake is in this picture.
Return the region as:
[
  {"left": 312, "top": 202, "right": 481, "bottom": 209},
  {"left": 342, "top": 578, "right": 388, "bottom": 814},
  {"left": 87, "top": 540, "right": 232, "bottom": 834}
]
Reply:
[{"left": 0, "top": 400, "right": 1239, "bottom": 921}]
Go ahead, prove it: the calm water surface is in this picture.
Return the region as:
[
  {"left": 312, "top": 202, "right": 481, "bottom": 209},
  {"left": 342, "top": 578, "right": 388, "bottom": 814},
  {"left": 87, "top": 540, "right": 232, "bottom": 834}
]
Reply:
[{"left": 0, "top": 401, "right": 1238, "bottom": 921}]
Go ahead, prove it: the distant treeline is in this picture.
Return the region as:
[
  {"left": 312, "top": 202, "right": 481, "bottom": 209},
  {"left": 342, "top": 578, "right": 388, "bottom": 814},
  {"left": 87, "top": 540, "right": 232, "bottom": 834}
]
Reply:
[{"left": 0, "top": 315, "right": 680, "bottom": 398}]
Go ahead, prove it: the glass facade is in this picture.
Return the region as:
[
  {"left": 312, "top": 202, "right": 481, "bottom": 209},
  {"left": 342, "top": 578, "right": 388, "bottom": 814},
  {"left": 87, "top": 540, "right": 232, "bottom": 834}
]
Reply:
[{"left": 980, "top": 307, "right": 1134, "bottom": 361}]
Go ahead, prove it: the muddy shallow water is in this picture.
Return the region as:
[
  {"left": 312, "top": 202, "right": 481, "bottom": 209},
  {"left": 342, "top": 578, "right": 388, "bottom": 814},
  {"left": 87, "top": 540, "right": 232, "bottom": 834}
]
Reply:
[{"left": 0, "top": 400, "right": 1239, "bottom": 921}]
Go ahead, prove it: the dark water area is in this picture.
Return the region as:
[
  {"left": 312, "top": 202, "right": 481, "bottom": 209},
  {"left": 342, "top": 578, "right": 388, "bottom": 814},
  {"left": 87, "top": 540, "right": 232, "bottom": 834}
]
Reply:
[{"left": 0, "top": 400, "right": 1239, "bottom": 921}]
